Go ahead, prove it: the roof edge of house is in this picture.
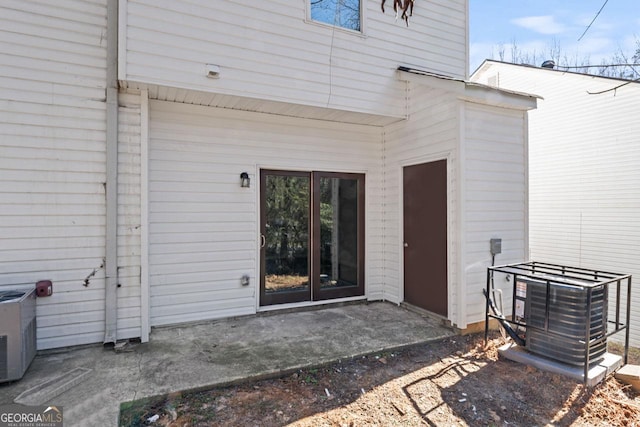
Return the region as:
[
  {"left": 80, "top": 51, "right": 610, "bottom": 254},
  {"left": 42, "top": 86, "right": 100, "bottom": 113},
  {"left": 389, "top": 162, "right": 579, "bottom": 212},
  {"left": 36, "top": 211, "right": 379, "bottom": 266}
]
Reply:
[
  {"left": 474, "top": 59, "right": 640, "bottom": 85},
  {"left": 397, "top": 66, "right": 540, "bottom": 110}
]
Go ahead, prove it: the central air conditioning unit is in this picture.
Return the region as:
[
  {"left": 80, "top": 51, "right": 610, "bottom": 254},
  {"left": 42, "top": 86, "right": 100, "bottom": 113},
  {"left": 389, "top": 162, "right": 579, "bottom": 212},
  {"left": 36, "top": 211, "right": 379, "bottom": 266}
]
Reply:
[
  {"left": 0, "top": 288, "right": 37, "bottom": 383},
  {"left": 519, "top": 277, "right": 608, "bottom": 365}
]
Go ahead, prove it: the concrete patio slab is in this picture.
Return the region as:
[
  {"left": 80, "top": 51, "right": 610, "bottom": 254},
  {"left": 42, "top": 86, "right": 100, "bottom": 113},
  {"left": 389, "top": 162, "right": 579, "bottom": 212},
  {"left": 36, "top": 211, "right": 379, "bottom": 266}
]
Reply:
[{"left": 0, "top": 302, "right": 454, "bottom": 426}]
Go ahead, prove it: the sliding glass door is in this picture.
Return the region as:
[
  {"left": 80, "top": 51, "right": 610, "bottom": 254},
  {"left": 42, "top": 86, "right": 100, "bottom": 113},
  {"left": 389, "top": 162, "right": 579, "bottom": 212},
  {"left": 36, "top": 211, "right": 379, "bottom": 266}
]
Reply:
[
  {"left": 260, "top": 171, "right": 311, "bottom": 305},
  {"left": 260, "top": 170, "right": 364, "bottom": 306},
  {"left": 314, "top": 172, "right": 365, "bottom": 300}
]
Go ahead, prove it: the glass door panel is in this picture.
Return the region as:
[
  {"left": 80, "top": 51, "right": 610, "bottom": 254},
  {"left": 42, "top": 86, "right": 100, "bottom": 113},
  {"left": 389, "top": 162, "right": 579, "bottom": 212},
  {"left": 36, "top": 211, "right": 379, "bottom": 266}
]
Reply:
[
  {"left": 260, "top": 170, "right": 364, "bottom": 306},
  {"left": 260, "top": 171, "right": 311, "bottom": 306},
  {"left": 314, "top": 173, "right": 365, "bottom": 300}
]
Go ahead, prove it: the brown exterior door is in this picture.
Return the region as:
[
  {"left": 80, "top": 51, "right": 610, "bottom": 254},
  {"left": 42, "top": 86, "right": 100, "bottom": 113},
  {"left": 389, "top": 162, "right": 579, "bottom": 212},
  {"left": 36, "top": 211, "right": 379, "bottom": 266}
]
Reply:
[{"left": 403, "top": 160, "right": 448, "bottom": 316}]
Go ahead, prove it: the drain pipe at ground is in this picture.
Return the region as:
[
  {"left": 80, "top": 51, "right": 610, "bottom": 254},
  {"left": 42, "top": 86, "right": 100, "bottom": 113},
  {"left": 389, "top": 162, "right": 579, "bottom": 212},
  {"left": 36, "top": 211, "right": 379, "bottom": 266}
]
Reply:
[{"left": 104, "top": 0, "right": 119, "bottom": 345}]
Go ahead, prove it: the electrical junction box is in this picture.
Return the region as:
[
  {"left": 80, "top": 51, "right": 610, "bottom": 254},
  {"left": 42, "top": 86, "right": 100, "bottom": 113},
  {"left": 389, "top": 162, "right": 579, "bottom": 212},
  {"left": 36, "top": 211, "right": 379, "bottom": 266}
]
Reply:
[
  {"left": 490, "top": 238, "right": 502, "bottom": 255},
  {"left": 36, "top": 280, "right": 52, "bottom": 297}
]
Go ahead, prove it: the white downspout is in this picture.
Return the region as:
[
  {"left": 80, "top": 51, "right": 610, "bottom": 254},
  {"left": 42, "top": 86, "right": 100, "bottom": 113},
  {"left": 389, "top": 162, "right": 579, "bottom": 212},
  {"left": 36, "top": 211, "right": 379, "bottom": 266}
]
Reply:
[
  {"left": 456, "top": 101, "right": 467, "bottom": 329},
  {"left": 104, "top": 0, "right": 119, "bottom": 345},
  {"left": 140, "top": 89, "right": 150, "bottom": 342}
]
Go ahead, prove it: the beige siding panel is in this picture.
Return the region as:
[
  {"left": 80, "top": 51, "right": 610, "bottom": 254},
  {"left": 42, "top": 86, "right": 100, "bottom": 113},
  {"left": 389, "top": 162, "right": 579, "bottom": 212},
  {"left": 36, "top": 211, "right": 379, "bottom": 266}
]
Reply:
[
  {"left": 148, "top": 100, "right": 383, "bottom": 326},
  {"left": 463, "top": 103, "right": 526, "bottom": 323},
  {"left": 123, "top": 0, "right": 466, "bottom": 117},
  {"left": 382, "top": 85, "right": 459, "bottom": 322},
  {"left": 0, "top": 0, "right": 108, "bottom": 349}
]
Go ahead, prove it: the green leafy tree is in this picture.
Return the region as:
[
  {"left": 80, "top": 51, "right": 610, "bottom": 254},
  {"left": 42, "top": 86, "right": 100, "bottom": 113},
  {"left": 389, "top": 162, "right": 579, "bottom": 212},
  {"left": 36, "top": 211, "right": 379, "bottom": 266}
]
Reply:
[{"left": 265, "top": 176, "right": 309, "bottom": 276}]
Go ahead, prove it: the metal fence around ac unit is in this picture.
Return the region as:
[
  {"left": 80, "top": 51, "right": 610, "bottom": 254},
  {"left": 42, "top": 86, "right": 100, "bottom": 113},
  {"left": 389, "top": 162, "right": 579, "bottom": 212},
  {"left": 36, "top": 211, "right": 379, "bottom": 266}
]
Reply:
[{"left": 484, "top": 261, "right": 631, "bottom": 383}]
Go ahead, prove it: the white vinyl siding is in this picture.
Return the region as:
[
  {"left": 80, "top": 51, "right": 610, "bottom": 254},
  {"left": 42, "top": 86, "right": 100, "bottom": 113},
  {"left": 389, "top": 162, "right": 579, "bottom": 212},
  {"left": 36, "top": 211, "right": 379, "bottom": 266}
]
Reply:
[
  {"left": 383, "top": 84, "right": 460, "bottom": 323},
  {"left": 1, "top": 3, "right": 539, "bottom": 350},
  {"left": 121, "top": 0, "right": 466, "bottom": 118},
  {"left": 0, "top": 0, "right": 108, "bottom": 349},
  {"left": 472, "top": 62, "right": 640, "bottom": 346},
  {"left": 462, "top": 103, "right": 527, "bottom": 323},
  {"left": 148, "top": 100, "right": 383, "bottom": 326},
  {"left": 117, "top": 92, "right": 143, "bottom": 339}
]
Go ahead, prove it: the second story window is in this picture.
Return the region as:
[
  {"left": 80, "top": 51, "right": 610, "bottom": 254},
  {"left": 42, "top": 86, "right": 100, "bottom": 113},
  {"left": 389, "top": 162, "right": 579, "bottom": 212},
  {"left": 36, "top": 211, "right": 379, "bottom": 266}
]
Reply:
[{"left": 310, "top": 0, "right": 361, "bottom": 32}]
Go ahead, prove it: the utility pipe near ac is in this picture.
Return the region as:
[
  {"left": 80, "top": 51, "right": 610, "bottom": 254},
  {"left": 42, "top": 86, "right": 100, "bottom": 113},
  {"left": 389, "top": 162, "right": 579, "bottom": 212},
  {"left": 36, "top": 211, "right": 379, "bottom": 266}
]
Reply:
[{"left": 104, "top": 0, "right": 119, "bottom": 345}]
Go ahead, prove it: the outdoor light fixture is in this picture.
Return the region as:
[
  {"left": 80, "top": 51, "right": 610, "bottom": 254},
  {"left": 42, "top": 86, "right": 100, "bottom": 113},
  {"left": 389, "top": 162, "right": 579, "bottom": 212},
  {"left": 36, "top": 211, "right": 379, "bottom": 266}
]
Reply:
[{"left": 240, "top": 172, "right": 250, "bottom": 188}]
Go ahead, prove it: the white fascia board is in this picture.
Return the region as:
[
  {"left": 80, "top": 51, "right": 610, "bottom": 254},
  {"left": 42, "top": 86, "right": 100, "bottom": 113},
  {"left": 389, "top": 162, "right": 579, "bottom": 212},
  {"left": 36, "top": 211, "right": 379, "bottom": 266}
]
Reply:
[
  {"left": 397, "top": 68, "right": 466, "bottom": 94},
  {"left": 397, "top": 67, "right": 539, "bottom": 111},
  {"left": 460, "top": 83, "right": 539, "bottom": 111}
]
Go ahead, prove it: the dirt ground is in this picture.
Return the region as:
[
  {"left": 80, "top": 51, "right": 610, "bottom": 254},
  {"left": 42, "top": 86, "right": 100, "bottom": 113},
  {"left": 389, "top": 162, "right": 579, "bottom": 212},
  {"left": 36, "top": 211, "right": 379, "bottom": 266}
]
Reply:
[{"left": 120, "top": 333, "right": 640, "bottom": 427}]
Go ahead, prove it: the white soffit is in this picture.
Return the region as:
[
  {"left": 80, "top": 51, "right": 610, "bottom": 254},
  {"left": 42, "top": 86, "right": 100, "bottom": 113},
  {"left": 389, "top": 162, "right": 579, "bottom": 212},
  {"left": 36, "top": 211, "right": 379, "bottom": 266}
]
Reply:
[{"left": 120, "top": 81, "right": 405, "bottom": 127}]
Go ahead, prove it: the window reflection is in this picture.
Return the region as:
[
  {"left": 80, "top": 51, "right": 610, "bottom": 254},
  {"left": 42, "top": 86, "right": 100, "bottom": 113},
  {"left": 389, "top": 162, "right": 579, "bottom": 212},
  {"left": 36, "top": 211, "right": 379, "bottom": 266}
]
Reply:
[
  {"left": 319, "top": 177, "right": 359, "bottom": 289},
  {"left": 264, "top": 175, "right": 310, "bottom": 294},
  {"left": 310, "top": 0, "right": 361, "bottom": 31}
]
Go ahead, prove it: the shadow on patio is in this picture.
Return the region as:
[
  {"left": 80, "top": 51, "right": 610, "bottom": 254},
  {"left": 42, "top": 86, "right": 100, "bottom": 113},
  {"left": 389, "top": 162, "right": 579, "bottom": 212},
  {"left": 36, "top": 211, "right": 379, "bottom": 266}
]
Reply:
[
  {"left": 0, "top": 301, "right": 454, "bottom": 426},
  {"left": 119, "top": 333, "right": 638, "bottom": 426}
]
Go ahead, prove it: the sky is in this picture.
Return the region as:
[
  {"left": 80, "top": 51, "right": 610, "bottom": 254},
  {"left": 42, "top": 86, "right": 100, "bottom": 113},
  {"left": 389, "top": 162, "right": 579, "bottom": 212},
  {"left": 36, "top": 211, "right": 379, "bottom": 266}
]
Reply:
[{"left": 469, "top": 0, "right": 640, "bottom": 73}]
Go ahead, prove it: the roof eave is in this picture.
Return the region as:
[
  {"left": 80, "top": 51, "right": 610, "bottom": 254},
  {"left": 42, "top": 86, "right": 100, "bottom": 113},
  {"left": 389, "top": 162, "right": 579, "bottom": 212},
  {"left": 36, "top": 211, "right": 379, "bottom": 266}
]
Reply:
[{"left": 397, "top": 66, "right": 539, "bottom": 111}]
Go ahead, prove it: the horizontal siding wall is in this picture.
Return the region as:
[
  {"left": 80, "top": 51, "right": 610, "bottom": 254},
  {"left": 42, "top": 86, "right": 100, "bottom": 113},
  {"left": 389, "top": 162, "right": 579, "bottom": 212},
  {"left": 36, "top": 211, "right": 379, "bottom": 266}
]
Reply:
[
  {"left": 148, "top": 100, "right": 383, "bottom": 327},
  {"left": 0, "top": 0, "right": 108, "bottom": 349},
  {"left": 117, "top": 91, "right": 143, "bottom": 339},
  {"left": 463, "top": 103, "right": 527, "bottom": 323},
  {"left": 383, "top": 84, "right": 460, "bottom": 322},
  {"left": 477, "top": 64, "right": 640, "bottom": 346},
  {"left": 123, "top": 0, "right": 466, "bottom": 117}
]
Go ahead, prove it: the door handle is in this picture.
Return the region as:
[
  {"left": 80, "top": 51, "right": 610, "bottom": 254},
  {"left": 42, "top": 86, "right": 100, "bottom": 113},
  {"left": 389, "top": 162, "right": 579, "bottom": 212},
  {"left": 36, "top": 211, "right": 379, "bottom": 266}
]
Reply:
[
  {"left": 403, "top": 242, "right": 409, "bottom": 248},
  {"left": 260, "top": 234, "right": 266, "bottom": 248}
]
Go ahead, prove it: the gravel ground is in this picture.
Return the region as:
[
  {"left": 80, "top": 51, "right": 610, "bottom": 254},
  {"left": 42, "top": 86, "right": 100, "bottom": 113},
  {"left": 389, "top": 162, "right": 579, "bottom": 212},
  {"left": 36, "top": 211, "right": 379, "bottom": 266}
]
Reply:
[{"left": 120, "top": 333, "right": 640, "bottom": 427}]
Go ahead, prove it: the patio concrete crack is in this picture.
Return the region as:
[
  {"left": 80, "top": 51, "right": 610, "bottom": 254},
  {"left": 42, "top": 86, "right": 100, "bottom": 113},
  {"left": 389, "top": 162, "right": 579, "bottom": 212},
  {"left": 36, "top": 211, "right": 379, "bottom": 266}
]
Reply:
[{"left": 132, "top": 350, "right": 144, "bottom": 401}]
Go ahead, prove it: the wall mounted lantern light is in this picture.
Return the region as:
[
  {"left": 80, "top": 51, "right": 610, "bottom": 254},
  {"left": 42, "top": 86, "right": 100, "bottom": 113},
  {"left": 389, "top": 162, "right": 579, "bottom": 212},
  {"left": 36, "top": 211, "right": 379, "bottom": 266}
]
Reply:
[{"left": 240, "top": 172, "right": 250, "bottom": 188}]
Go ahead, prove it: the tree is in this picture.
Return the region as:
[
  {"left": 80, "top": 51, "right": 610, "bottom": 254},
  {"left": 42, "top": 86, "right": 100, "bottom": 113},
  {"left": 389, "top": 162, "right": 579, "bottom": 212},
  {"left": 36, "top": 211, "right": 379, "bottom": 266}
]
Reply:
[
  {"left": 265, "top": 176, "right": 310, "bottom": 277},
  {"left": 492, "top": 38, "right": 640, "bottom": 80},
  {"left": 311, "top": 0, "right": 361, "bottom": 31}
]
